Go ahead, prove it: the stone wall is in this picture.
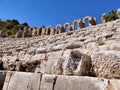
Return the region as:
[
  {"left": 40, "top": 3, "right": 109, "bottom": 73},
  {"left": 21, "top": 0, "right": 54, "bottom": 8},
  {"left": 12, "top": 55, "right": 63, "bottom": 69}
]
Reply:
[
  {"left": 0, "top": 19, "right": 120, "bottom": 79},
  {"left": 0, "top": 71, "right": 120, "bottom": 90},
  {"left": 15, "top": 16, "right": 97, "bottom": 38}
]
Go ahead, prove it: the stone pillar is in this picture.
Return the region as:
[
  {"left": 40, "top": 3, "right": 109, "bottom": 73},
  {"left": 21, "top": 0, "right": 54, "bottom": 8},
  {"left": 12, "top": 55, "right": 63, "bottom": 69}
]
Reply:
[
  {"left": 50, "top": 28, "right": 56, "bottom": 35},
  {"left": 15, "top": 29, "right": 23, "bottom": 38},
  {"left": 42, "top": 28, "right": 47, "bottom": 35},
  {"left": 60, "top": 26, "right": 65, "bottom": 33},
  {"left": 79, "top": 19, "right": 85, "bottom": 29},
  {"left": 22, "top": 26, "right": 30, "bottom": 37},
  {"left": 117, "top": 8, "right": 120, "bottom": 19},
  {"left": 89, "top": 17, "right": 96, "bottom": 26},
  {"left": 101, "top": 13, "right": 107, "bottom": 23}
]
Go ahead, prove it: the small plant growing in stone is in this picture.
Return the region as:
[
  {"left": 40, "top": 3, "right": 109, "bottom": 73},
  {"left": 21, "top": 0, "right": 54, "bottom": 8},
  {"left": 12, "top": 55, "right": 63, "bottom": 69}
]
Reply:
[{"left": 66, "top": 31, "right": 74, "bottom": 35}]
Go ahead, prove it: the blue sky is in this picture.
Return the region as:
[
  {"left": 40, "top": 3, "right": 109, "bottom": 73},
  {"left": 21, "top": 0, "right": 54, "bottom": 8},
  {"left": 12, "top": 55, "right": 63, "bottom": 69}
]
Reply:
[{"left": 0, "top": 0, "right": 119, "bottom": 28}]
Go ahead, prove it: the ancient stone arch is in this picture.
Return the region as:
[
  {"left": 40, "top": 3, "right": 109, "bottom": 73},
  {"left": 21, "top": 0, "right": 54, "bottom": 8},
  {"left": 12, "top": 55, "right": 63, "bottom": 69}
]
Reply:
[
  {"left": 46, "top": 26, "right": 52, "bottom": 35},
  {"left": 60, "top": 26, "right": 66, "bottom": 33},
  {"left": 22, "top": 26, "right": 30, "bottom": 37},
  {"left": 50, "top": 27, "right": 56, "bottom": 35},
  {"left": 37, "top": 26, "right": 44, "bottom": 36},
  {"left": 72, "top": 20, "right": 79, "bottom": 30},
  {"left": 56, "top": 24, "right": 65, "bottom": 33},
  {"left": 72, "top": 19, "right": 85, "bottom": 30},
  {"left": 29, "top": 27, "right": 37, "bottom": 36},
  {"left": 56, "top": 24, "right": 61, "bottom": 34},
  {"left": 41, "top": 27, "right": 47, "bottom": 35},
  {"left": 83, "top": 16, "right": 96, "bottom": 27},
  {"left": 15, "top": 29, "right": 23, "bottom": 38},
  {"left": 64, "top": 22, "right": 73, "bottom": 32},
  {"left": 78, "top": 19, "right": 85, "bottom": 29}
]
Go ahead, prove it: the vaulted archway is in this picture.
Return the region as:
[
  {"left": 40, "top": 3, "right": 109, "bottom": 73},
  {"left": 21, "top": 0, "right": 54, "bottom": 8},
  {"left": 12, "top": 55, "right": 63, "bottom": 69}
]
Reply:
[
  {"left": 72, "top": 20, "right": 79, "bottom": 30},
  {"left": 64, "top": 22, "right": 73, "bottom": 32},
  {"left": 83, "top": 16, "right": 96, "bottom": 27}
]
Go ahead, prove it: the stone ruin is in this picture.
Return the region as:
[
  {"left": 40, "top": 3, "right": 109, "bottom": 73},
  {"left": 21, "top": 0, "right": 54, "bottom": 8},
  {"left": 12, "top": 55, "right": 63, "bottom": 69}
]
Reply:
[
  {"left": 0, "top": 8, "right": 120, "bottom": 90},
  {"left": 15, "top": 16, "right": 97, "bottom": 38},
  {"left": 15, "top": 8, "right": 120, "bottom": 38}
]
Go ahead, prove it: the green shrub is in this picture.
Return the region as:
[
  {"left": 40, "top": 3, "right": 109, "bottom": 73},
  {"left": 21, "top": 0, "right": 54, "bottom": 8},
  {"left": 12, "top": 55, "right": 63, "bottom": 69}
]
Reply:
[{"left": 106, "top": 10, "right": 119, "bottom": 22}]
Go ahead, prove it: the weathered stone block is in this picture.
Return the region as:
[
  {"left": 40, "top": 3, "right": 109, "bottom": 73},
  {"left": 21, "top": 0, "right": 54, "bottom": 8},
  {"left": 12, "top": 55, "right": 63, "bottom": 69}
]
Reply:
[
  {"left": 40, "top": 74, "right": 57, "bottom": 90},
  {"left": 54, "top": 75, "right": 108, "bottom": 90},
  {"left": 65, "top": 43, "right": 81, "bottom": 49},
  {"left": 3, "top": 72, "right": 41, "bottom": 90},
  {"left": 52, "top": 50, "right": 94, "bottom": 76},
  {"left": 91, "top": 51, "right": 120, "bottom": 79}
]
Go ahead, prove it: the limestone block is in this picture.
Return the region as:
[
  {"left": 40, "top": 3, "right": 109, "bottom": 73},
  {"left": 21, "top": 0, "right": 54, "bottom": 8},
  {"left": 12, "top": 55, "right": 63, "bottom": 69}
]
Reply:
[
  {"left": 2, "top": 71, "right": 12, "bottom": 90},
  {"left": 65, "top": 42, "right": 81, "bottom": 49},
  {"left": 52, "top": 50, "right": 93, "bottom": 76},
  {"left": 63, "top": 50, "right": 92, "bottom": 75},
  {"left": 48, "top": 51, "right": 63, "bottom": 59},
  {"left": 31, "top": 54, "right": 41, "bottom": 61},
  {"left": 2, "top": 55, "right": 20, "bottom": 71},
  {"left": 3, "top": 72, "right": 41, "bottom": 90},
  {"left": 36, "top": 47, "right": 47, "bottom": 53},
  {"left": 23, "top": 54, "right": 32, "bottom": 62},
  {"left": 27, "top": 47, "right": 36, "bottom": 55},
  {"left": 51, "top": 44, "right": 65, "bottom": 51},
  {"left": 42, "top": 51, "right": 63, "bottom": 74},
  {"left": 40, "top": 74, "right": 57, "bottom": 90},
  {"left": 109, "top": 79, "right": 120, "bottom": 90},
  {"left": 101, "top": 13, "right": 107, "bottom": 23},
  {"left": 18, "top": 51, "right": 26, "bottom": 60},
  {"left": 54, "top": 75, "right": 108, "bottom": 90},
  {"left": 15, "top": 29, "right": 23, "bottom": 38},
  {"left": 91, "top": 51, "right": 120, "bottom": 79},
  {"left": 52, "top": 58, "right": 64, "bottom": 74}
]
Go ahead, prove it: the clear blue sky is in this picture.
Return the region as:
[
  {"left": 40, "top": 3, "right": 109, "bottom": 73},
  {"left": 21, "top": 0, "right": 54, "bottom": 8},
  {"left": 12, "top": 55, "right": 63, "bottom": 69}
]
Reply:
[{"left": 0, "top": 0, "right": 119, "bottom": 28}]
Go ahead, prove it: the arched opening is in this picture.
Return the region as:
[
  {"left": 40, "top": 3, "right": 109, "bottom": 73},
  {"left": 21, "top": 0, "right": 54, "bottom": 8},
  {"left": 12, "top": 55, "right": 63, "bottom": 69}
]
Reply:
[
  {"left": 57, "top": 27, "right": 60, "bottom": 34},
  {"left": 65, "top": 25, "right": 69, "bottom": 32},
  {"left": 56, "top": 25, "right": 62, "bottom": 34},
  {"left": 38, "top": 28, "right": 42, "bottom": 35},
  {"left": 74, "top": 22, "right": 78, "bottom": 30},
  {"left": 85, "top": 19, "right": 89, "bottom": 27},
  {"left": 47, "top": 28, "right": 51, "bottom": 35},
  {"left": 83, "top": 16, "right": 91, "bottom": 28},
  {"left": 30, "top": 28, "right": 33, "bottom": 32},
  {"left": 64, "top": 23, "right": 71, "bottom": 32}
]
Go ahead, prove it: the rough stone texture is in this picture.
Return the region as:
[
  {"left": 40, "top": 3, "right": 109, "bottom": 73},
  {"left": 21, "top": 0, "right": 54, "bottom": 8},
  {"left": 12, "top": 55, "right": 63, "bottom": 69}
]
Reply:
[
  {"left": 91, "top": 51, "right": 120, "bottom": 79},
  {"left": 1, "top": 71, "right": 120, "bottom": 90},
  {"left": 62, "top": 50, "right": 92, "bottom": 76},
  {"left": 54, "top": 75, "right": 108, "bottom": 90},
  {"left": 40, "top": 74, "right": 57, "bottom": 90},
  {"left": 0, "top": 19, "right": 120, "bottom": 79},
  {"left": 3, "top": 71, "right": 41, "bottom": 90},
  {"left": 101, "top": 13, "right": 106, "bottom": 23}
]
